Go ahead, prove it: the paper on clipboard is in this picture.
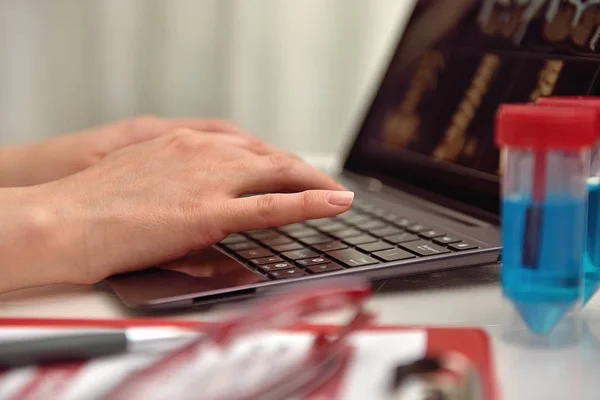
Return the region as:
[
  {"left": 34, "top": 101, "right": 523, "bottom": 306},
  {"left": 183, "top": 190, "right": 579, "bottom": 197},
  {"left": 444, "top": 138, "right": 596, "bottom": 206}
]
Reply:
[{"left": 0, "top": 329, "right": 427, "bottom": 400}]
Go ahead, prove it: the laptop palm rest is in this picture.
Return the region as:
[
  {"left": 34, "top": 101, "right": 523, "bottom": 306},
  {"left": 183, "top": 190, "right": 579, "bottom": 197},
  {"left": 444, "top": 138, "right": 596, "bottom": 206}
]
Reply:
[{"left": 105, "top": 247, "right": 265, "bottom": 308}]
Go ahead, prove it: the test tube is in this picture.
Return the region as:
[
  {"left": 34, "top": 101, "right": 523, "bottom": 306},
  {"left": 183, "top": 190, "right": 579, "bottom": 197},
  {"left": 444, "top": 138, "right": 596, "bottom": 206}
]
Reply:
[
  {"left": 537, "top": 96, "right": 600, "bottom": 305},
  {"left": 495, "top": 104, "right": 596, "bottom": 337}
]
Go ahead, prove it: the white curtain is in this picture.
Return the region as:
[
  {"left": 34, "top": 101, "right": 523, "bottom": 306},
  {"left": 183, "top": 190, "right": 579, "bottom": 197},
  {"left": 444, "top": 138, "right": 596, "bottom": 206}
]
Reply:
[{"left": 0, "top": 0, "right": 409, "bottom": 154}]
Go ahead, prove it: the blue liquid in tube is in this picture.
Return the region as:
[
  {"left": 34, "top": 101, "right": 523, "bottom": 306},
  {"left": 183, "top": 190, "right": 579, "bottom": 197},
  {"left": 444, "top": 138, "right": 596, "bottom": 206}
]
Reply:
[
  {"left": 584, "top": 178, "right": 600, "bottom": 304},
  {"left": 502, "top": 194, "right": 585, "bottom": 334}
]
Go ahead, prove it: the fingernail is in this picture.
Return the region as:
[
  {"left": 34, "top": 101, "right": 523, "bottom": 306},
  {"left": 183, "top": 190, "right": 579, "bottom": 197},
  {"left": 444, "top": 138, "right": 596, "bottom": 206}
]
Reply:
[{"left": 327, "top": 191, "right": 354, "bottom": 206}]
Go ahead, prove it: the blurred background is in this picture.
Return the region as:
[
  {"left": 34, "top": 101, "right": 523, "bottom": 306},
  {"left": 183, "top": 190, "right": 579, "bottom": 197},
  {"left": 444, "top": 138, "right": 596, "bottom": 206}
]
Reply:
[{"left": 0, "top": 0, "right": 408, "bottom": 155}]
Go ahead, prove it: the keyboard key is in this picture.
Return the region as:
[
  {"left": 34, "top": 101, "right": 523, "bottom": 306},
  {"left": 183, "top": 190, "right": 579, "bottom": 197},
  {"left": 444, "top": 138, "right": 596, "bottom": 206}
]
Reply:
[
  {"left": 286, "top": 228, "right": 320, "bottom": 239},
  {"left": 343, "top": 234, "right": 378, "bottom": 245},
  {"left": 373, "top": 249, "right": 416, "bottom": 262},
  {"left": 319, "top": 222, "right": 349, "bottom": 232},
  {"left": 282, "top": 249, "right": 320, "bottom": 260},
  {"left": 339, "top": 213, "right": 370, "bottom": 225},
  {"left": 399, "top": 240, "right": 451, "bottom": 256},
  {"left": 296, "top": 257, "right": 329, "bottom": 267},
  {"left": 449, "top": 242, "right": 478, "bottom": 251},
  {"left": 300, "top": 235, "right": 334, "bottom": 245},
  {"left": 357, "top": 241, "right": 394, "bottom": 253},
  {"left": 327, "top": 249, "right": 379, "bottom": 268},
  {"left": 226, "top": 241, "right": 259, "bottom": 251},
  {"left": 419, "top": 229, "right": 446, "bottom": 239},
  {"left": 269, "top": 268, "right": 305, "bottom": 279},
  {"left": 272, "top": 242, "right": 305, "bottom": 252},
  {"left": 383, "top": 213, "right": 402, "bottom": 223},
  {"left": 236, "top": 248, "right": 274, "bottom": 260},
  {"left": 246, "top": 230, "right": 280, "bottom": 240},
  {"left": 220, "top": 234, "right": 246, "bottom": 245},
  {"left": 249, "top": 256, "right": 283, "bottom": 266},
  {"left": 406, "top": 224, "right": 430, "bottom": 233},
  {"left": 306, "top": 263, "right": 344, "bottom": 274},
  {"left": 306, "top": 218, "right": 338, "bottom": 228},
  {"left": 372, "top": 208, "right": 387, "bottom": 217},
  {"left": 258, "top": 262, "right": 294, "bottom": 273},
  {"left": 313, "top": 241, "right": 348, "bottom": 252},
  {"left": 433, "top": 236, "right": 462, "bottom": 245},
  {"left": 279, "top": 224, "right": 309, "bottom": 234},
  {"left": 263, "top": 235, "right": 293, "bottom": 246},
  {"left": 329, "top": 228, "right": 362, "bottom": 239},
  {"left": 370, "top": 226, "right": 403, "bottom": 237},
  {"left": 356, "top": 220, "right": 386, "bottom": 230},
  {"left": 384, "top": 233, "right": 419, "bottom": 244},
  {"left": 391, "top": 218, "right": 413, "bottom": 228}
]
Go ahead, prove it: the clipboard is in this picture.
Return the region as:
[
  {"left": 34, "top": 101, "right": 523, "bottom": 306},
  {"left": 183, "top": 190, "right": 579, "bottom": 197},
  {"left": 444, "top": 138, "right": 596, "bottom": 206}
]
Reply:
[{"left": 0, "top": 317, "right": 498, "bottom": 400}]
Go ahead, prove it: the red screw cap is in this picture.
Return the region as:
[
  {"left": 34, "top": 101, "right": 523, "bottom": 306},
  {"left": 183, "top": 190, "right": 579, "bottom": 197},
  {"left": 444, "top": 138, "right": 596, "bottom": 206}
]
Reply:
[{"left": 495, "top": 103, "right": 598, "bottom": 149}]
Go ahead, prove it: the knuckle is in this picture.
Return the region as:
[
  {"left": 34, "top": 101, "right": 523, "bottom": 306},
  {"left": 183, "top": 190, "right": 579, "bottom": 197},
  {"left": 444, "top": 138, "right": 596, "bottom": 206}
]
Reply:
[
  {"left": 300, "top": 191, "right": 320, "bottom": 211},
  {"left": 256, "top": 195, "right": 279, "bottom": 222},
  {"left": 166, "top": 129, "right": 203, "bottom": 151},
  {"left": 266, "top": 153, "right": 295, "bottom": 173},
  {"left": 206, "top": 118, "right": 243, "bottom": 133}
]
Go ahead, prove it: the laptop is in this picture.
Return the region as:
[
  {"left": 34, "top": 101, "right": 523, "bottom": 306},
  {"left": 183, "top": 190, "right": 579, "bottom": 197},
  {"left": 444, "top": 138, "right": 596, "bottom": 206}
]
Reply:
[{"left": 107, "top": 0, "right": 600, "bottom": 309}]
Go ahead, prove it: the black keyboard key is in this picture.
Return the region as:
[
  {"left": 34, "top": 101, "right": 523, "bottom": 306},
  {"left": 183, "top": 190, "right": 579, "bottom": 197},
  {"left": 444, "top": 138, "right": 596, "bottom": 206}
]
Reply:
[
  {"left": 406, "top": 224, "right": 430, "bottom": 233},
  {"left": 249, "top": 256, "right": 283, "bottom": 266},
  {"left": 269, "top": 268, "right": 305, "bottom": 279},
  {"left": 339, "top": 213, "right": 370, "bottom": 225},
  {"left": 296, "top": 256, "right": 329, "bottom": 267},
  {"left": 433, "top": 236, "right": 462, "bottom": 245},
  {"left": 319, "top": 222, "right": 349, "bottom": 233},
  {"left": 373, "top": 249, "right": 416, "bottom": 262},
  {"left": 236, "top": 248, "right": 274, "bottom": 260},
  {"left": 357, "top": 241, "right": 394, "bottom": 253},
  {"left": 329, "top": 228, "right": 362, "bottom": 239},
  {"left": 306, "top": 218, "right": 338, "bottom": 228},
  {"left": 306, "top": 263, "right": 344, "bottom": 274},
  {"left": 356, "top": 220, "right": 386, "bottom": 230},
  {"left": 272, "top": 242, "right": 305, "bottom": 252},
  {"left": 391, "top": 218, "right": 413, "bottom": 228},
  {"left": 383, "top": 213, "right": 402, "bottom": 223},
  {"left": 220, "top": 234, "right": 246, "bottom": 245},
  {"left": 300, "top": 235, "right": 334, "bottom": 245},
  {"left": 246, "top": 230, "right": 280, "bottom": 240},
  {"left": 399, "top": 240, "right": 451, "bottom": 256},
  {"left": 419, "top": 229, "right": 446, "bottom": 239},
  {"left": 370, "top": 226, "right": 403, "bottom": 237},
  {"left": 449, "top": 242, "right": 478, "bottom": 251},
  {"left": 327, "top": 249, "right": 379, "bottom": 268},
  {"left": 279, "top": 224, "right": 309, "bottom": 234},
  {"left": 263, "top": 235, "right": 293, "bottom": 246},
  {"left": 313, "top": 241, "right": 348, "bottom": 252},
  {"left": 226, "top": 241, "right": 259, "bottom": 251},
  {"left": 384, "top": 233, "right": 419, "bottom": 244},
  {"left": 258, "top": 262, "right": 294, "bottom": 273},
  {"left": 371, "top": 208, "right": 387, "bottom": 217},
  {"left": 282, "top": 249, "right": 320, "bottom": 260},
  {"left": 286, "top": 228, "right": 320, "bottom": 239},
  {"left": 344, "top": 234, "right": 378, "bottom": 245}
]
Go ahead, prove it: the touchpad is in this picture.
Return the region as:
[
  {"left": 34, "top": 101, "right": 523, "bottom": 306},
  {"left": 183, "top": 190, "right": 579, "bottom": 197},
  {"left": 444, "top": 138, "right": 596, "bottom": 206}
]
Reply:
[{"left": 105, "top": 247, "right": 266, "bottom": 308}]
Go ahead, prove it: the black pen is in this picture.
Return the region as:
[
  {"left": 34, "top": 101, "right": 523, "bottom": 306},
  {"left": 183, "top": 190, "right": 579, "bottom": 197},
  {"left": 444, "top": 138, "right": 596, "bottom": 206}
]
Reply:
[{"left": 0, "top": 327, "right": 198, "bottom": 368}]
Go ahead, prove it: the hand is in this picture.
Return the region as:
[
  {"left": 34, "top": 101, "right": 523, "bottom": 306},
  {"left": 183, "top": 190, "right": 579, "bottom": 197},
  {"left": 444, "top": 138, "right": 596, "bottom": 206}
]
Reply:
[
  {"left": 3, "top": 129, "right": 351, "bottom": 291},
  {"left": 0, "top": 116, "right": 280, "bottom": 187}
]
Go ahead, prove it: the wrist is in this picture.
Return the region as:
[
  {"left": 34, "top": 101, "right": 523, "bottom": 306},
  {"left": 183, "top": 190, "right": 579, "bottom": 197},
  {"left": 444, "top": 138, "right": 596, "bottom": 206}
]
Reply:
[{"left": 0, "top": 186, "right": 73, "bottom": 292}]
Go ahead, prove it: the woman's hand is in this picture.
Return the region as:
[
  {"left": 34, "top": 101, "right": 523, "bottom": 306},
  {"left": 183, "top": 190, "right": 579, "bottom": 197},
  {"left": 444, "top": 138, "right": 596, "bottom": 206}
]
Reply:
[
  {"left": 0, "top": 128, "right": 352, "bottom": 292},
  {"left": 0, "top": 116, "right": 281, "bottom": 187}
]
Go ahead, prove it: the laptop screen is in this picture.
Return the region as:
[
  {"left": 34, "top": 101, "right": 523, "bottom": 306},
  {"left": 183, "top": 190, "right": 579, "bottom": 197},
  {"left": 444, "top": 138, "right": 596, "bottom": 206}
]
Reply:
[{"left": 344, "top": 0, "right": 600, "bottom": 216}]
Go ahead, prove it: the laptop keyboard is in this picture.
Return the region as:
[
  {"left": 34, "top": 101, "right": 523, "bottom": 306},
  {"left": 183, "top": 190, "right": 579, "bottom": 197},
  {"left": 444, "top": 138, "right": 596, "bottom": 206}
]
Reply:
[{"left": 216, "top": 200, "right": 480, "bottom": 280}]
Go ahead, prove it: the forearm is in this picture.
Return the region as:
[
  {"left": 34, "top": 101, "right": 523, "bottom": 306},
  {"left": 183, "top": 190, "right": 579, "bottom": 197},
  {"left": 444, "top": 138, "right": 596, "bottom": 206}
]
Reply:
[{"left": 0, "top": 186, "right": 71, "bottom": 292}]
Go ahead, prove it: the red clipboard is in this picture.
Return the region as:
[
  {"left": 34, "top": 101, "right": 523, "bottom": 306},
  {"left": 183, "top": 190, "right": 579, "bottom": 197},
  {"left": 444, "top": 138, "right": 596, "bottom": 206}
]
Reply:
[{"left": 0, "top": 317, "right": 499, "bottom": 399}]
